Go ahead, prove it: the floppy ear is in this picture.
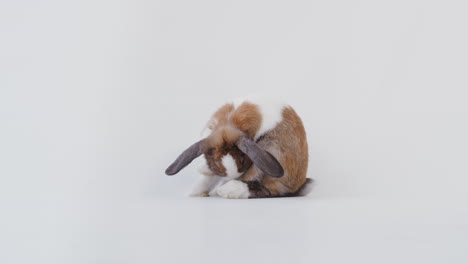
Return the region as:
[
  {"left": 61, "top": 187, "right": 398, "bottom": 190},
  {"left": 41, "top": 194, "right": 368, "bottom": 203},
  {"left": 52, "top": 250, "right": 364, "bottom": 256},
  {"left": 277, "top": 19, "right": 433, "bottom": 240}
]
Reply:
[
  {"left": 165, "top": 140, "right": 205, "bottom": 176},
  {"left": 236, "top": 137, "right": 284, "bottom": 178}
]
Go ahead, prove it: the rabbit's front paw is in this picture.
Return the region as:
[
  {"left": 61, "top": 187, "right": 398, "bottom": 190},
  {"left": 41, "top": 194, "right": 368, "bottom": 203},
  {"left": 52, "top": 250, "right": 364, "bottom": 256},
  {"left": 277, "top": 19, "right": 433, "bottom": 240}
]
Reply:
[{"left": 217, "top": 180, "right": 249, "bottom": 199}]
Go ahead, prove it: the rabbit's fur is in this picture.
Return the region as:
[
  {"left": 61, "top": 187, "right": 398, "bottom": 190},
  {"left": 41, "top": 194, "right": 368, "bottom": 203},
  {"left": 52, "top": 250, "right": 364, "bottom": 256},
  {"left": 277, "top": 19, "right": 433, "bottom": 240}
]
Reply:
[{"left": 166, "top": 97, "right": 312, "bottom": 198}]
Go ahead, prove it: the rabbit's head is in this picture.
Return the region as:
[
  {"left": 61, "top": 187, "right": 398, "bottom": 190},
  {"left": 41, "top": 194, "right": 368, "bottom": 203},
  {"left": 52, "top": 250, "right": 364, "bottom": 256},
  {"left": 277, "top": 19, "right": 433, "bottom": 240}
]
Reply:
[{"left": 165, "top": 125, "right": 283, "bottom": 178}]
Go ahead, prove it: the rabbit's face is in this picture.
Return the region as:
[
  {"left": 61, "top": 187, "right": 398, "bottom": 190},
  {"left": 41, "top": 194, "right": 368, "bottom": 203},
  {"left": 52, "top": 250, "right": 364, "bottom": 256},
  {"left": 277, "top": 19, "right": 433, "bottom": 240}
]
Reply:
[
  {"left": 202, "top": 144, "right": 252, "bottom": 177},
  {"left": 166, "top": 119, "right": 284, "bottom": 179}
]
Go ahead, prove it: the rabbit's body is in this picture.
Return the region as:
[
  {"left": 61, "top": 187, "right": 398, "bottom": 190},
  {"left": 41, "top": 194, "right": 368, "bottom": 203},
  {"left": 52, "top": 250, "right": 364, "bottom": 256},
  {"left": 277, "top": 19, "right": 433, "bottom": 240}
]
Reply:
[{"left": 166, "top": 97, "right": 312, "bottom": 198}]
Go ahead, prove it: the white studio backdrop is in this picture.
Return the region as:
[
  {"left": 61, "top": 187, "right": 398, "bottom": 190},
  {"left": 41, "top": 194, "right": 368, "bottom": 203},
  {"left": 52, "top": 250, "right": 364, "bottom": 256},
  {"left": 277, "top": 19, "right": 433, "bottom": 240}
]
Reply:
[{"left": 1, "top": 0, "right": 468, "bottom": 264}]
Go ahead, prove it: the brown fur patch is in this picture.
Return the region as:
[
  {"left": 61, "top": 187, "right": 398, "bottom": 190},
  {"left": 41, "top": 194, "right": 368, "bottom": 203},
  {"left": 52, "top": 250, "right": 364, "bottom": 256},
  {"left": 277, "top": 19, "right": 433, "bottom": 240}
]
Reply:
[
  {"left": 201, "top": 102, "right": 262, "bottom": 176},
  {"left": 206, "top": 102, "right": 262, "bottom": 140},
  {"left": 202, "top": 126, "right": 251, "bottom": 177},
  {"left": 239, "top": 106, "right": 309, "bottom": 197},
  {"left": 229, "top": 146, "right": 253, "bottom": 173},
  {"left": 229, "top": 102, "right": 262, "bottom": 138}
]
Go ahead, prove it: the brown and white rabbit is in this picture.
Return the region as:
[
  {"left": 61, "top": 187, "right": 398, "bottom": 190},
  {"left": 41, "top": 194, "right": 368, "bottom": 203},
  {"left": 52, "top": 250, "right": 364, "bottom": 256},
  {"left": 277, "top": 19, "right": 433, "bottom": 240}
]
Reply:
[{"left": 165, "top": 96, "right": 312, "bottom": 198}]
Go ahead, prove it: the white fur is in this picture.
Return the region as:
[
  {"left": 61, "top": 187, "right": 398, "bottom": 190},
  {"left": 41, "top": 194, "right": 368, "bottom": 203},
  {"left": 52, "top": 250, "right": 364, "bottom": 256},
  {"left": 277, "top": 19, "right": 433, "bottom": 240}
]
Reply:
[
  {"left": 191, "top": 156, "right": 243, "bottom": 197},
  {"left": 221, "top": 154, "right": 242, "bottom": 179},
  {"left": 217, "top": 180, "right": 250, "bottom": 199},
  {"left": 197, "top": 160, "right": 215, "bottom": 176},
  {"left": 298, "top": 180, "right": 314, "bottom": 196},
  {"left": 190, "top": 174, "right": 222, "bottom": 197},
  {"left": 232, "top": 96, "right": 287, "bottom": 139}
]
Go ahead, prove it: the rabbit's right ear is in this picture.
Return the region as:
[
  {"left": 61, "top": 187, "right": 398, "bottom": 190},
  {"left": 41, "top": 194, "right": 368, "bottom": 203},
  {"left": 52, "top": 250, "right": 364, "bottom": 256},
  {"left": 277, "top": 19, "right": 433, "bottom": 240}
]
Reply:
[
  {"left": 236, "top": 137, "right": 284, "bottom": 178},
  {"left": 165, "top": 139, "right": 205, "bottom": 176}
]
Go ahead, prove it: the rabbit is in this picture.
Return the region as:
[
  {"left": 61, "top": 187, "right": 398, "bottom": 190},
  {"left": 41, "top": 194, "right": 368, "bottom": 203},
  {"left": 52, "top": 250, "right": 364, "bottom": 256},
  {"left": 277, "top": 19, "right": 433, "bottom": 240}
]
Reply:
[{"left": 165, "top": 96, "right": 313, "bottom": 198}]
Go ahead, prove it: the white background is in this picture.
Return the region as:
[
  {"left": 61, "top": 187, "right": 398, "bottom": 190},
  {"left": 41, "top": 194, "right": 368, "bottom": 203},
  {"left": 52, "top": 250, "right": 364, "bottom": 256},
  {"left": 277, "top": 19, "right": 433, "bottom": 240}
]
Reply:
[{"left": 1, "top": 0, "right": 468, "bottom": 263}]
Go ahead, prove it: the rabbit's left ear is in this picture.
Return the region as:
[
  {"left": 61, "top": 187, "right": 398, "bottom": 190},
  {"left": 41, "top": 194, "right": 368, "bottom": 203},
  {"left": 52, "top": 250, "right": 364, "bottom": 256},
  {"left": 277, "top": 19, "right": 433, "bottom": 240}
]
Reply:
[
  {"left": 236, "top": 137, "right": 284, "bottom": 178},
  {"left": 165, "top": 139, "right": 205, "bottom": 175}
]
